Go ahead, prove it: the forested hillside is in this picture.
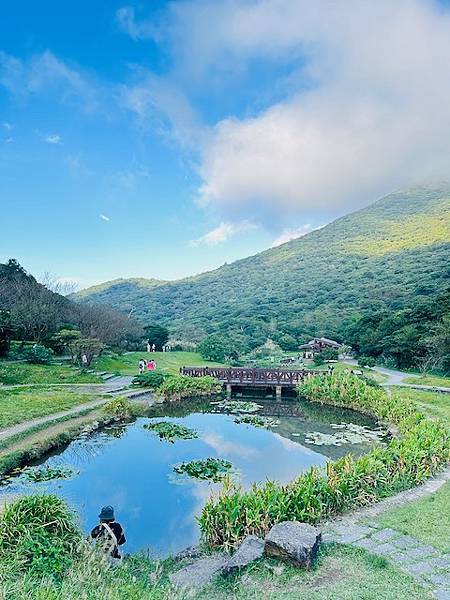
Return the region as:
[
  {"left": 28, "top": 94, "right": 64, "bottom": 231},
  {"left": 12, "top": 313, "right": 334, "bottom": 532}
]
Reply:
[{"left": 76, "top": 185, "right": 450, "bottom": 371}]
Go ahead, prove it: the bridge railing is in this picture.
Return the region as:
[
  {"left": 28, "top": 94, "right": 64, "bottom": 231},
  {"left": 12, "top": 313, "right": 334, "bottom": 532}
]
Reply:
[{"left": 180, "top": 366, "right": 319, "bottom": 386}]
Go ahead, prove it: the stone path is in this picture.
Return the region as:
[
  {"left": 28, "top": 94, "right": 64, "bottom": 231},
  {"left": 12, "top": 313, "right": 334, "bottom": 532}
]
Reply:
[{"left": 323, "top": 467, "right": 450, "bottom": 600}]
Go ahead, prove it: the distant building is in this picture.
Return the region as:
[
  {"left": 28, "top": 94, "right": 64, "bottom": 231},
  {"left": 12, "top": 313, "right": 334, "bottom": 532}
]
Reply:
[{"left": 299, "top": 337, "right": 342, "bottom": 360}]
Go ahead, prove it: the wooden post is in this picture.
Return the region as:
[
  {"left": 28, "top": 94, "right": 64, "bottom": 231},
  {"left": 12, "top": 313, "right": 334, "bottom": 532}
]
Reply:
[
  {"left": 226, "top": 384, "right": 232, "bottom": 398},
  {"left": 276, "top": 385, "right": 282, "bottom": 401}
]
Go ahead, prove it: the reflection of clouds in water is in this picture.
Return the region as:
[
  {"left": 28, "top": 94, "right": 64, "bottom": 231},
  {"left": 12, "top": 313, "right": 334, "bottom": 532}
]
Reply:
[
  {"left": 272, "top": 432, "right": 321, "bottom": 457},
  {"left": 202, "top": 432, "right": 260, "bottom": 459}
]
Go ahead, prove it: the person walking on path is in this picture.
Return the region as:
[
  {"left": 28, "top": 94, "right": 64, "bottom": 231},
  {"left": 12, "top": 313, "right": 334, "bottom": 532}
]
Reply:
[
  {"left": 90, "top": 505, "right": 126, "bottom": 560},
  {"left": 138, "top": 359, "right": 146, "bottom": 374}
]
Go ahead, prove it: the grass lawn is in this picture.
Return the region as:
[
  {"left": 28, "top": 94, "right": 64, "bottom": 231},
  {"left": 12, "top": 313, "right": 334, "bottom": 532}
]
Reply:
[
  {"left": 0, "top": 361, "right": 101, "bottom": 385},
  {"left": 374, "top": 483, "right": 450, "bottom": 553},
  {"left": 403, "top": 373, "right": 450, "bottom": 387},
  {"left": 0, "top": 387, "right": 99, "bottom": 429},
  {"left": 93, "top": 351, "right": 228, "bottom": 376},
  {"left": 391, "top": 387, "right": 450, "bottom": 422},
  {"left": 310, "top": 361, "right": 389, "bottom": 383},
  {"left": 197, "top": 545, "right": 427, "bottom": 600}
]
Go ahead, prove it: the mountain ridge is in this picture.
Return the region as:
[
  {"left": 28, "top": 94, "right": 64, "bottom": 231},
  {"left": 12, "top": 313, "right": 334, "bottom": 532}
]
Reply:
[{"left": 75, "top": 184, "right": 450, "bottom": 367}]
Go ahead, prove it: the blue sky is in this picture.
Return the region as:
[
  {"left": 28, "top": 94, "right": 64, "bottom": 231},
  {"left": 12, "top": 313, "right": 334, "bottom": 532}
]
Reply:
[{"left": 1, "top": 1, "right": 450, "bottom": 287}]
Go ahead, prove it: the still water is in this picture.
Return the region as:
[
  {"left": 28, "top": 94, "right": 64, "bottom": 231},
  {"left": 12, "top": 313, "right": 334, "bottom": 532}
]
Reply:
[{"left": 0, "top": 398, "right": 386, "bottom": 557}]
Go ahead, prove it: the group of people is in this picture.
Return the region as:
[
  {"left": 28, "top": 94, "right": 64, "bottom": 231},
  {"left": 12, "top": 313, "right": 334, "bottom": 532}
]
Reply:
[{"left": 138, "top": 358, "right": 156, "bottom": 373}]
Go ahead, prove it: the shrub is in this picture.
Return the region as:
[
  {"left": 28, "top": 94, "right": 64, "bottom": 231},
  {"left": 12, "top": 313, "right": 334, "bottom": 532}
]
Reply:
[
  {"left": 24, "top": 345, "right": 54, "bottom": 364},
  {"left": 103, "top": 396, "right": 133, "bottom": 419},
  {"left": 358, "top": 356, "right": 376, "bottom": 368},
  {"left": 157, "top": 375, "right": 222, "bottom": 401},
  {"left": 199, "top": 372, "right": 449, "bottom": 549},
  {"left": 0, "top": 495, "right": 81, "bottom": 577},
  {"left": 313, "top": 354, "right": 325, "bottom": 366},
  {"left": 132, "top": 371, "right": 166, "bottom": 389},
  {"left": 320, "top": 348, "right": 339, "bottom": 361}
]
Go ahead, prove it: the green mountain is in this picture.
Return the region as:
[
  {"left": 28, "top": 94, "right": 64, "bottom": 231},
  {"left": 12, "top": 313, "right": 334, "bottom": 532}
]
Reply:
[{"left": 75, "top": 185, "right": 450, "bottom": 368}]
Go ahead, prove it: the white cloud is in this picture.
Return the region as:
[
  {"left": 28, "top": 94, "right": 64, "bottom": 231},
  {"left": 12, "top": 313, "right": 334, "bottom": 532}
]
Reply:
[
  {"left": 2, "top": 122, "right": 13, "bottom": 130},
  {"left": 271, "top": 225, "right": 318, "bottom": 247},
  {"left": 190, "top": 220, "right": 256, "bottom": 246},
  {"left": 44, "top": 134, "right": 62, "bottom": 144},
  {"left": 144, "top": 0, "right": 450, "bottom": 224},
  {"left": 4, "top": 137, "right": 13, "bottom": 144},
  {"left": 116, "top": 6, "right": 158, "bottom": 41},
  {"left": 99, "top": 214, "right": 110, "bottom": 222},
  {"left": 0, "top": 50, "right": 100, "bottom": 112}
]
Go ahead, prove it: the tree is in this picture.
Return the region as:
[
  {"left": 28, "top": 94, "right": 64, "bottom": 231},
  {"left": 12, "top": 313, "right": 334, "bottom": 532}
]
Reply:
[
  {"left": 320, "top": 348, "right": 339, "bottom": 361},
  {"left": 358, "top": 356, "right": 376, "bottom": 368},
  {"left": 0, "top": 309, "right": 13, "bottom": 357},
  {"left": 198, "top": 334, "right": 229, "bottom": 362},
  {"left": 48, "top": 328, "right": 81, "bottom": 358},
  {"left": 144, "top": 324, "right": 169, "bottom": 350},
  {"left": 72, "top": 337, "right": 105, "bottom": 367}
]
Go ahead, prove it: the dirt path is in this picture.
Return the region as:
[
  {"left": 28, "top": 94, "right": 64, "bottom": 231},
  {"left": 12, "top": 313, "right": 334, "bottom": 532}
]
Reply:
[{"left": 0, "top": 397, "right": 109, "bottom": 442}]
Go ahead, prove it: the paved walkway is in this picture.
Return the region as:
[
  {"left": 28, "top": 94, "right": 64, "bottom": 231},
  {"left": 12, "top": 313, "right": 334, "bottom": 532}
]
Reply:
[
  {"left": 323, "top": 467, "right": 450, "bottom": 600},
  {"left": 342, "top": 360, "right": 450, "bottom": 392}
]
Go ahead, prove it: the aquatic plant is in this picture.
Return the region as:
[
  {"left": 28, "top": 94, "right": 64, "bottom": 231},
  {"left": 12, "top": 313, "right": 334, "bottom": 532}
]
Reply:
[
  {"left": 24, "top": 465, "right": 79, "bottom": 483},
  {"left": 234, "top": 415, "right": 279, "bottom": 428},
  {"left": 199, "top": 373, "right": 449, "bottom": 549},
  {"left": 304, "top": 423, "right": 387, "bottom": 446},
  {"left": 174, "top": 458, "right": 233, "bottom": 482},
  {"left": 157, "top": 375, "right": 222, "bottom": 401},
  {"left": 213, "top": 400, "right": 262, "bottom": 414},
  {"left": 143, "top": 420, "right": 198, "bottom": 443}
]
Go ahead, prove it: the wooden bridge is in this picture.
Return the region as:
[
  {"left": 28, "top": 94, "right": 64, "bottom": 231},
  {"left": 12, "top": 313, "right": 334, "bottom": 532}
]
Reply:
[{"left": 180, "top": 366, "right": 319, "bottom": 399}]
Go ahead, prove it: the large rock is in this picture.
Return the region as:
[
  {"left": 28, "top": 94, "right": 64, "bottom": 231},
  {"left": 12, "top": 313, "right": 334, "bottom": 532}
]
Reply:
[
  {"left": 264, "top": 521, "right": 321, "bottom": 568},
  {"left": 222, "top": 535, "right": 265, "bottom": 576},
  {"left": 169, "top": 554, "right": 228, "bottom": 589}
]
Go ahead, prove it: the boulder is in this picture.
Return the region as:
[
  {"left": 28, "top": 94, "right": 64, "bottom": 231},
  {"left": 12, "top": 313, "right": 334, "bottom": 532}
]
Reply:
[
  {"left": 222, "top": 535, "right": 265, "bottom": 576},
  {"left": 264, "top": 521, "right": 321, "bottom": 568},
  {"left": 174, "top": 545, "right": 202, "bottom": 561},
  {"left": 169, "top": 554, "right": 228, "bottom": 589}
]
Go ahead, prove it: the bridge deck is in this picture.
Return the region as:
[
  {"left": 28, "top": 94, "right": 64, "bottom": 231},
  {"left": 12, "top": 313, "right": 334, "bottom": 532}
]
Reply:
[{"left": 181, "top": 366, "right": 318, "bottom": 387}]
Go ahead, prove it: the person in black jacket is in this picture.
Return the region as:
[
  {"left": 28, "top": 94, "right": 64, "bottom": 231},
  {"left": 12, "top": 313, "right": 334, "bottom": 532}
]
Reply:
[{"left": 90, "top": 505, "right": 126, "bottom": 559}]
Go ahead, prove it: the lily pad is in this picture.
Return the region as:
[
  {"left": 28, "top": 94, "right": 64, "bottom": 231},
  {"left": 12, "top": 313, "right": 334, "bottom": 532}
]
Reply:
[
  {"left": 234, "top": 415, "right": 279, "bottom": 428},
  {"left": 143, "top": 421, "right": 198, "bottom": 443},
  {"left": 24, "top": 465, "right": 78, "bottom": 482},
  {"left": 212, "top": 400, "right": 262, "bottom": 414},
  {"left": 173, "top": 458, "right": 233, "bottom": 482},
  {"left": 305, "top": 423, "right": 387, "bottom": 447}
]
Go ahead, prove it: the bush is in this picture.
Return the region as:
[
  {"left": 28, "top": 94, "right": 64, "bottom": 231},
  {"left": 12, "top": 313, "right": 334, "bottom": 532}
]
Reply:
[
  {"left": 132, "top": 371, "right": 166, "bottom": 389},
  {"left": 24, "top": 345, "right": 54, "bottom": 364},
  {"left": 320, "top": 348, "right": 339, "bottom": 361},
  {"left": 199, "top": 372, "right": 449, "bottom": 549},
  {"left": 313, "top": 354, "right": 325, "bottom": 366},
  {"left": 103, "top": 396, "right": 133, "bottom": 419},
  {"left": 0, "top": 495, "right": 81, "bottom": 577},
  {"left": 358, "top": 356, "right": 376, "bottom": 368},
  {"left": 157, "top": 374, "right": 222, "bottom": 401}
]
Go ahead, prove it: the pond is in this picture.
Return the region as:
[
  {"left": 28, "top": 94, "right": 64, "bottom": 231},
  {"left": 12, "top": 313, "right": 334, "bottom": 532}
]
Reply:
[{"left": 0, "top": 397, "right": 387, "bottom": 557}]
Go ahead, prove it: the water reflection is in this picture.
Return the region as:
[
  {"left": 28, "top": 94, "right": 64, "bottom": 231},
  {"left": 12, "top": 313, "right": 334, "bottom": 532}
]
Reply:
[{"left": 0, "top": 398, "right": 385, "bottom": 557}]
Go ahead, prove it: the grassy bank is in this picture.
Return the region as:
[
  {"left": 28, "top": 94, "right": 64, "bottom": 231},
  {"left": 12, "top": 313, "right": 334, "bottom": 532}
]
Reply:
[
  {"left": 0, "top": 361, "right": 101, "bottom": 385},
  {"left": 391, "top": 387, "right": 450, "bottom": 422},
  {"left": 0, "top": 495, "right": 431, "bottom": 600},
  {"left": 93, "top": 351, "right": 227, "bottom": 376},
  {"left": 0, "top": 387, "right": 100, "bottom": 429},
  {"left": 375, "top": 481, "right": 450, "bottom": 553},
  {"left": 403, "top": 373, "right": 450, "bottom": 387}
]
